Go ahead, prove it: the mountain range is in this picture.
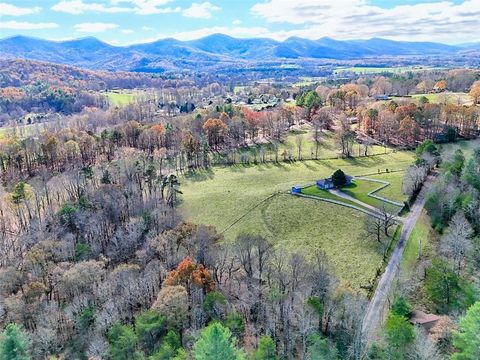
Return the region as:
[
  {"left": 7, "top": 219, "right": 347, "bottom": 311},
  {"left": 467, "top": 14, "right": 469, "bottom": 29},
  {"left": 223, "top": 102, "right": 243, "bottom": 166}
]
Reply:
[{"left": 0, "top": 34, "right": 477, "bottom": 72}]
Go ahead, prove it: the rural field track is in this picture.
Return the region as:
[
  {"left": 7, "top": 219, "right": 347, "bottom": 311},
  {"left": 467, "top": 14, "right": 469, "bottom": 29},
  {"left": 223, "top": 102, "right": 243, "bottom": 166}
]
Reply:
[
  {"left": 361, "top": 174, "right": 436, "bottom": 346},
  {"left": 328, "top": 189, "right": 404, "bottom": 223}
]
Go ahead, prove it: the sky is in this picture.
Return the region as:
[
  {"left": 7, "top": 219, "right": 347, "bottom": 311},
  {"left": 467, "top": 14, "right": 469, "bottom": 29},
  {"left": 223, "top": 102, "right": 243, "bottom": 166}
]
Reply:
[{"left": 0, "top": 0, "right": 479, "bottom": 45}]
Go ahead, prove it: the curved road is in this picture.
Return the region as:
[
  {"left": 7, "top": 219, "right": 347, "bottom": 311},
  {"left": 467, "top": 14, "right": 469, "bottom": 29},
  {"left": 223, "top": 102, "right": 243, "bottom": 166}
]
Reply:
[{"left": 361, "top": 175, "right": 435, "bottom": 345}]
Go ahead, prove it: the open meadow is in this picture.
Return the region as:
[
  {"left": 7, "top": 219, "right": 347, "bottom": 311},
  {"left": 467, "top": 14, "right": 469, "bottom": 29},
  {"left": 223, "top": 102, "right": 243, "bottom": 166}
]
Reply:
[
  {"left": 237, "top": 129, "right": 388, "bottom": 162},
  {"left": 359, "top": 171, "right": 407, "bottom": 203},
  {"left": 333, "top": 66, "right": 438, "bottom": 75},
  {"left": 180, "top": 150, "right": 414, "bottom": 291},
  {"left": 342, "top": 178, "right": 403, "bottom": 213},
  {"left": 104, "top": 89, "right": 149, "bottom": 105},
  {"left": 411, "top": 92, "right": 473, "bottom": 106},
  {"left": 440, "top": 137, "right": 480, "bottom": 158}
]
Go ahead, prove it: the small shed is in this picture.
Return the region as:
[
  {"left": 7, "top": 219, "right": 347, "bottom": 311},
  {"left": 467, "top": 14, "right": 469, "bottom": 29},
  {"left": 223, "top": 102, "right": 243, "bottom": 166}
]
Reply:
[
  {"left": 410, "top": 310, "right": 441, "bottom": 332},
  {"left": 291, "top": 185, "right": 302, "bottom": 194}
]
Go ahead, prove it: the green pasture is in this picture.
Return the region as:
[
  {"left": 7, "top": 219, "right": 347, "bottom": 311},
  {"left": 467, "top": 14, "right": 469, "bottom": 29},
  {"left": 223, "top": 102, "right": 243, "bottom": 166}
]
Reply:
[
  {"left": 411, "top": 92, "right": 473, "bottom": 106},
  {"left": 104, "top": 89, "right": 148, "bottom": 106},
  {"left": 180, "top": 150, "right": 414, "bottom": 291},
  {"left": 333, "top": 66, "right": 434, "bottom": 75}
]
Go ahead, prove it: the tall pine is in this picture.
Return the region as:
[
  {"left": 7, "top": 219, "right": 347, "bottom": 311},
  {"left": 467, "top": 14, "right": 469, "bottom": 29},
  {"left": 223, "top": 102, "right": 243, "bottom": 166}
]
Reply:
[
  {"left": 192, "top": 322, "right": 244, "bottom": 360},
  {"left": 0, "top": 323, "right": 30, "bottom": 360}
]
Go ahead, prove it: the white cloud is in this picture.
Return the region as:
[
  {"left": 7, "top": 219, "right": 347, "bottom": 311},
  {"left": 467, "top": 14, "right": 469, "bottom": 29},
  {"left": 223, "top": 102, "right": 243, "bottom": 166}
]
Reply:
[
  {"left": 0, "top": 20, "right": 58, "bottom": 30},
  {"left": 136, "top": 5, "right": 181, "bottom": 15},
  {"left": 52, "top": 0, "right": 130, "bottom": 14},
  {"left": 52, "top": 0, "right": 179, "bottom": 15},
  {"left": 142, "top": 26, "right": 154, "bottom": 31},
  {"left": 0, "top": 3, "right": 41, "bottom": 16},
  {"left": 110, "top": 0, "right": 180, "bottom": 15},
  {"left": 182, "top": 2, "right": 220, "bottom": 19},
  {"left": 111, "top": 0, "right": 170, "bottom": 6},
  {"left": 122, "top": 29, "right": 134, "bottom": 34},
  {"left": 232, "top": 19, "right": 242, "bottom": 25},
  {"left": 250, "top": 0, "right": 480, "bottom": 43},
  {"left": 74, "top": 22, "right": 119, "bottom": 33}
]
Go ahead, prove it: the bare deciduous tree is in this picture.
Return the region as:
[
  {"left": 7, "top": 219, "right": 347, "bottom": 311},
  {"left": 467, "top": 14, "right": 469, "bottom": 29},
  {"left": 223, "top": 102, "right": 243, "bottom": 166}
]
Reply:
[{"left": 440, "top": 211, "right": 473, "bottom": 272}]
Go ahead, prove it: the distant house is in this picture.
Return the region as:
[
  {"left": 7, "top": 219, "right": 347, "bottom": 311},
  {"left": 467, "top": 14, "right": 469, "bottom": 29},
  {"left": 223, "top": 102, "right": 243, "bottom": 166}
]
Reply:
[
  {"left": 316, "top": 175, "right": 353, "bottom": 190},
  {"left": 410, "top": 310, "right": 441, "bottom": 333},
  {"left": 374, "top": 94, "right": 389, "bottom": 101}
]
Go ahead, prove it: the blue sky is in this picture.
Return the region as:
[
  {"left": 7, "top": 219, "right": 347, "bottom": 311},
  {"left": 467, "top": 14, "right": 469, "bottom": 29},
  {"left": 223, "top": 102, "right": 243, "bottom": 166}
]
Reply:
[{"left": 0, "top": 0, "right": 478, "bottom": 45}]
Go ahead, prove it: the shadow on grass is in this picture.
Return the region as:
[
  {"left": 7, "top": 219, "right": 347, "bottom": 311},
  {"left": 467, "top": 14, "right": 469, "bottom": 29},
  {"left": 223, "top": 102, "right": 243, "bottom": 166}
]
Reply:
[
  {"left": 343, "top": 155, "right": 387, "bottom": 167},
  {"left": 343, "top": 182, "right": 358, "bottom": 190},
  {"left": 184, "top": 168, "right": 215, "bottom": 182}
]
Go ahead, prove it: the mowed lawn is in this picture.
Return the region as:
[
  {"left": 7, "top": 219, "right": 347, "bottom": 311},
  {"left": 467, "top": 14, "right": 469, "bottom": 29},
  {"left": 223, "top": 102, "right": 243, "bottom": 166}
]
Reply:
[
  {"left": 300, "top": 184, "right": 373, "bottom": 213},
  {"left": 365, "top": 171, "right": 407, "bottom": 203},
  {"left": 400, "top": 211, "right": 433, "bottom": 276},
  {"left": 342, "top": 179, "right": 402, "bottom": 213},
  {"left": 333, "top": 66, "right": 435, "bottom": 75},
  {"left": 104, "top": 90, "right": 148, "bottom": 105},
  {"left": 256, "top": 194, "right": 380, "bottom": 290},
  {"left": 411, "top": 92, "right": 473, "bottom": 106},
  {"left": 180, "top": 151, "right": 413, "bottom": 291},
  {"left": 238, "top": 130, "right": 388, "bottom": 162}
]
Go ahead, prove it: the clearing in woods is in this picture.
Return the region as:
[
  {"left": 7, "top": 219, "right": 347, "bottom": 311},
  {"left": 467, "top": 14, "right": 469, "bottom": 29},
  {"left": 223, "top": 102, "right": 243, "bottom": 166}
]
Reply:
[{"left": 180, "top": 150, "right": 413, "bottom": 291}]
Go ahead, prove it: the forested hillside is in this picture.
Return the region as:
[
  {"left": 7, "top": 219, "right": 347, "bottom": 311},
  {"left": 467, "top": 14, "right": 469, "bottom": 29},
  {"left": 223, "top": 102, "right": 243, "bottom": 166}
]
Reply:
[{"left": 0, "top": 35, "right": 466, "bottom": 72}]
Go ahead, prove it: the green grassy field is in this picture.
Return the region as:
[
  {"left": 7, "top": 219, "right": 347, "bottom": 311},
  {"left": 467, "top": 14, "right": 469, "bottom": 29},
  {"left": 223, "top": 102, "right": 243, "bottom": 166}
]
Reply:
[
  {"left": 333, "top": 66, "right": 435, "bottom": 75},
  {"left": 0, "top": 122, "right": 47, "bottom": 139},
  {"left": 401, "top": 211, "right": 433, "bottom": 275},
  {"left": 294, "top": 77, "right": 325, "bottom": 87},
  {"left": 365, "top": 172, "right": 407, "bottom": 203},
  {"left": 233, "top": 85, "right": 248, "bottom": 94},
  {"left": 237, "top": 130, "right": 388, "bottom": 162},
  {"left": 300, "top": 184, "right": 372, "bottom": 212},
  {"left": 342, "top": 179, "right": 402, "bottom": 213},
  {"left": 105, "top": 90, "right": 145, "bottom": 105},
  {"left": 440, "top": 138, "right": 480, "bottom": 159},
  {"left": 180, "top": 151, "right": 414, "bottom": 291},
  {"left": 411, "top": 92, "right": 473, "bottom": 106},
  {"left": 221, "top": 193, "right": 381, "bottom": 291}
]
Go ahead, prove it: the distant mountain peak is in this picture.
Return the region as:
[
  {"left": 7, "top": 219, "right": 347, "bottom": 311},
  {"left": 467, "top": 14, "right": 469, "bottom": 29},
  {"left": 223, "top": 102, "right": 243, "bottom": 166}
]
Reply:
[{"left": 0, "top": 34, "right": 463, "bottom": 72}]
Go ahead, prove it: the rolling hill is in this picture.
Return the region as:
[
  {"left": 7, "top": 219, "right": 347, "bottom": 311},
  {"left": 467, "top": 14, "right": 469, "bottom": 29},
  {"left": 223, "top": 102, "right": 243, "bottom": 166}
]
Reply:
[{"left": 0, "top": 34, "right": 462, "bottom": 72}]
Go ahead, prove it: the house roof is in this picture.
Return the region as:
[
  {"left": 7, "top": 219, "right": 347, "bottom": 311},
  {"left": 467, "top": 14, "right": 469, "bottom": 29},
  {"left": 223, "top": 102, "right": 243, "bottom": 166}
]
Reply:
[
  {"left": 317, "top": 178, "right": 333, "bottom": 185},
  {"left": 317, "top": 175, "right": 353, "bottom": 185},
  {"left": 410, "top": 310, "right": 441, "bottom": 325}
]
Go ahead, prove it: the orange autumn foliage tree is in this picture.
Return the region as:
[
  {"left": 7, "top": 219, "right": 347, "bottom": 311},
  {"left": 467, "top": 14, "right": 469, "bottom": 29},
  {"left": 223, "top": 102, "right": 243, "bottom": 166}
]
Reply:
[
  {"left": 399, "top": 116, "right": 419, "bottom": 146},
  {"left": 165, "top": 256, "right": 215, "bottom": 292},
  {"left": 434, "top": 80, "right": 447, "bottom": 92},
  {"left": 469, "top": 80, "right": 480, "bottom": 104},
  {"left": 202, "top": 118, "right": 228, "bottom": 149}
]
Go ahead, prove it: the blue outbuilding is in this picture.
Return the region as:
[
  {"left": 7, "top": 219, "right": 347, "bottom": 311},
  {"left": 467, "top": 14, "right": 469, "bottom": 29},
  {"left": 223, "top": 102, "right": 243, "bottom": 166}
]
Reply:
[{"left": 291, "top": 185, "right": 302, "bottom": 194}]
